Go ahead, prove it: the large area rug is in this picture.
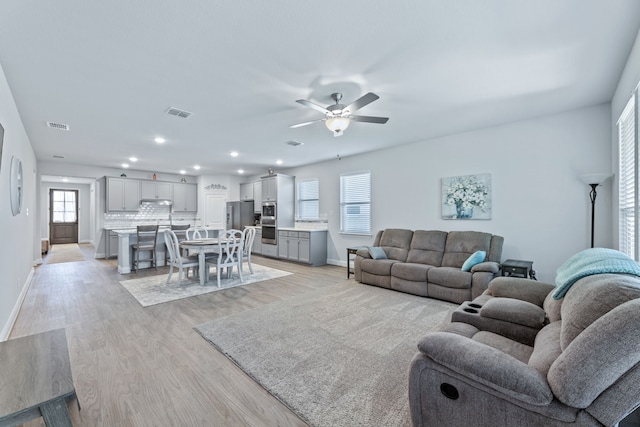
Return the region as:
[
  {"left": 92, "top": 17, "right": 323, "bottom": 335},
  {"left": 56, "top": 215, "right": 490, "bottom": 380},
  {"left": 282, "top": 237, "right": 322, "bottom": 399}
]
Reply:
[
  {"left": 47, "top": 243, "right": 85, "bottom": 264},
  {"left": 119, "top": 264, "right": 292, "bottom": 307},
  {"left": 195, "top": 282, "right": 456, "bottom": 427}
]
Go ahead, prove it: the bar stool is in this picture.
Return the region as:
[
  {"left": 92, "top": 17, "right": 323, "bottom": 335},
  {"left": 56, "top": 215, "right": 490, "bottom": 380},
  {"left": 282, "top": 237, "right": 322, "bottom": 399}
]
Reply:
[{"left": 131, "top": 225, "right": 159, "bottom": 272}]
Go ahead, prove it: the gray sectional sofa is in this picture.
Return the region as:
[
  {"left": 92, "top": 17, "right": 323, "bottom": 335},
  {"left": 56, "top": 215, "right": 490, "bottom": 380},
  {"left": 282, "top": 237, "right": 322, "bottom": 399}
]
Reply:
[{"left": 354, "top": 229, "right": 504, "bottom": 304}]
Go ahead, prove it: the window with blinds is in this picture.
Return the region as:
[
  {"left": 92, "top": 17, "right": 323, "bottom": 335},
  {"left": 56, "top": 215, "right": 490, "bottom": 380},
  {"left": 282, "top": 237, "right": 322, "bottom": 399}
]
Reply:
[
  {"left": 340, "top": 172, "right": 371, "bottom": 234},
  {"left": 297, "top": 179, "right": 319, "bottom": 220},
  {"left": 618, "top": 93, "right": 637, "bottom": 259}
]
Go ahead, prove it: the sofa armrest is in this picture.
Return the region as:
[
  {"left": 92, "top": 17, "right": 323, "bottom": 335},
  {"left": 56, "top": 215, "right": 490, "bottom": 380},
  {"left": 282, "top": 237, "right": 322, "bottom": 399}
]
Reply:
[
  {"left": 480, "top": 298, "right": 546, "bottom": 328},
  {"left": 471, "top": 261, "right": 500, "bottom": 274},
  {"left": 487, "top": 277, "right": 555, "bottom": 307},
  {"left": 417, "top": 332, "right": 553, "bottom": 405},
  {"left": 355, "top": 248, "right": 371, "bottom": 258}
]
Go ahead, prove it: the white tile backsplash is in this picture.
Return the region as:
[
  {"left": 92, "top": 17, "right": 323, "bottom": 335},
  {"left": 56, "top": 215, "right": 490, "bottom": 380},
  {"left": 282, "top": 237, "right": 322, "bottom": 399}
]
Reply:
[{"left": 104, "top": 203, "right": 198, "bottom": 229}]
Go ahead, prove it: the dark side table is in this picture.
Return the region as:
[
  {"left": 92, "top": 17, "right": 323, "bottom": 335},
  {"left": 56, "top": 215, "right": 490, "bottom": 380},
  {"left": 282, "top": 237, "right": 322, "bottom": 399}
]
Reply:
[
  {"left": 501, "top": 259, "right": 537, "bottom": 280},
  {"left": 347, "top": 246, "right": 368, "bottom": 279}
]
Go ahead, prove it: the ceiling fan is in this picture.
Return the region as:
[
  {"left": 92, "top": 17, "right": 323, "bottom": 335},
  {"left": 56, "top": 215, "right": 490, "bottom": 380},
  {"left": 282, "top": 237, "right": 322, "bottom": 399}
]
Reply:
[{"left": 290, "top": 92, "right": 389, "bottom": 137}]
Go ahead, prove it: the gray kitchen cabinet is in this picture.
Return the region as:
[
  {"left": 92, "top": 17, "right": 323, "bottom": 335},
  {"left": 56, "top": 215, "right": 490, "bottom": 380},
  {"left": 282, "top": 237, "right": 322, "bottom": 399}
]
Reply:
[
  {"left": 261, "top": 176, "right": 277, "bottom": 201},
  {"left": 252, "top": 182, "right": 262, "bottom": 212},
  {"left": 172, "top": 183, "right": 197, "bottom": 212},
  {"left": 262, "top": 242, "right": 278, "bottom": 258},
  {"left": 141, "top": 180, "right": 172, "bottom": 200},
  {"left": 106, "top": 177, "right": 140, "bottom": 212},
  {"left": 277, "top": 229, "right": 326, "bottom": 266},
  {"left": 240, "top": 182, "right": 254, "bottom": 201},
  {"left": 107, "top": 230, "right": 119, "bottom": 258}
]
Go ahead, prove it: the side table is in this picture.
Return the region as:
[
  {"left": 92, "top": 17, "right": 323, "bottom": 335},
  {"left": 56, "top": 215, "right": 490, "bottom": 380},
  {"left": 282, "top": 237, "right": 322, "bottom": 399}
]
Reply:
[
  {"left": 347, "top": 246, "right": 368, "bottom": 279},
  {"left": 501, "top": 259, "right": 537, "bottom": 280},
  {"left": 0, "top": 329, "right": 78, "bottom": 427}
]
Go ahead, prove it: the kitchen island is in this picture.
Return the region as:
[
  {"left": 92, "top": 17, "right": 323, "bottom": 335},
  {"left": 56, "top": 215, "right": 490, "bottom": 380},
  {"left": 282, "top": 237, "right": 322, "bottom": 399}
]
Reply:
[{"left": 112, "top": 227, "right": 221, "bottom": 274}]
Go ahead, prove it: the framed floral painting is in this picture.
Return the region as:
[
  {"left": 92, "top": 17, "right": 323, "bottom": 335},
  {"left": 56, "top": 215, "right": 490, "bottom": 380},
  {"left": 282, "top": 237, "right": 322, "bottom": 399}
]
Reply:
[{"left": 442, "top": 173, "right": 492, "bottom": 220}]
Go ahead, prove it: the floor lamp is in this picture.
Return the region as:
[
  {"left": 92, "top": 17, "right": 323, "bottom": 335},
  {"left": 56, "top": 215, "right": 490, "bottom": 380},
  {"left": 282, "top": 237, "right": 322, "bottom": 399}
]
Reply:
[{"left": 580, "top": 173, "right": 612, "bottom": 248}]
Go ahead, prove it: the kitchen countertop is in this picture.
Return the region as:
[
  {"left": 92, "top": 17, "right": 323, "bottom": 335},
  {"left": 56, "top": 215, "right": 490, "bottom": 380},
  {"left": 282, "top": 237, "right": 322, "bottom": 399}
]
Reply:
[{"left": 277, "top": 227, "right": 327, "bottom": 233}]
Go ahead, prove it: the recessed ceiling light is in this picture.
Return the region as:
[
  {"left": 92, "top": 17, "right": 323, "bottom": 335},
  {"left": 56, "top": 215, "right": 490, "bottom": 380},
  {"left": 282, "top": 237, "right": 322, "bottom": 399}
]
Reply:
[
  {"left": 276, "top": 160, "right": 283, "bottom": 165},
  {"left": 193, "top": 165, "right": 201, "bottom": 170},
  {"left": 62, "top": 178, "right": 69, "bottom": 183},
  {"left": 179, "top": 170, "right": 186, "bottom": 174},
  {"left": 122, "top": 163, "right": 129, "bottom": 168},
  {"left": 129, "top": 157, "right": 138, "bottom": 162},
  {"left": 230, "top": 151, "right": 239, "bottom": 157},
  {"left": 238, "top": 169, "right": 244, "bottom": 174},
  {"left": 154, "top": 137, "right": 165, "bottom": 144}
]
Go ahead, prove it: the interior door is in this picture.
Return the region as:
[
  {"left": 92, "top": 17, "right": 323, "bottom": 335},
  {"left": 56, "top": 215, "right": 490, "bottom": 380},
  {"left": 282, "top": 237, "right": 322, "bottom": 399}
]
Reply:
[
  {"left": 49, "top": 189, "right": 79, "bottom": 244},
  {"left": 205, "top": 194, "right": 226, "bottom": 229}
]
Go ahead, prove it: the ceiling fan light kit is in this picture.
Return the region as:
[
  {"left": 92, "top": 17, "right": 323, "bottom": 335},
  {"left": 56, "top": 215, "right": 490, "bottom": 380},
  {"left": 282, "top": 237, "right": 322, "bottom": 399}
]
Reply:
[{"left": 291, "top": 92, "right": 388, "bottom": 136}]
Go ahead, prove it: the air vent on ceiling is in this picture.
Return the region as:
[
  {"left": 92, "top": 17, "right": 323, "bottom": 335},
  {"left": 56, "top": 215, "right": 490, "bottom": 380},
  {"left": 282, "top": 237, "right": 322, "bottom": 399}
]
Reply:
[
  {"left": 52, "top": 155, "right": 65, "bottom": 159},
  {"left": 286, "top": 140, "right": 303, "bottom": 147},
  {"left": 166, "top": 107, "right": 193, "bottom": 118},
  {"left": 46, "top": 121, "right": 69, "bottom": 130}
]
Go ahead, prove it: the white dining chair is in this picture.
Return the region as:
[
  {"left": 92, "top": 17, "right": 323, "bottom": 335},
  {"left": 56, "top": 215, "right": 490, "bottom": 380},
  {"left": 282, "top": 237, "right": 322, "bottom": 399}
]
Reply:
[
  {"left": 164, "top": 229, "right": 199, "bottom": 285},
  {"left": 205, "top": 229, "right": 244, "bottom": 287},
  {"left": 240, "top": 227, "right": 257, "bottom": 275},
  {"left": 186, "top": 227, "right": 207, "bottom": 240}
]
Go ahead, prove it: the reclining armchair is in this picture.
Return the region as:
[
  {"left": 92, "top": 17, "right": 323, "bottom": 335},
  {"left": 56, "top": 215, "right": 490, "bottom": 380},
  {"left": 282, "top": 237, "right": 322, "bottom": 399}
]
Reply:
[{"left": 408, "top": 273, "right": 640, "bottom": 427}]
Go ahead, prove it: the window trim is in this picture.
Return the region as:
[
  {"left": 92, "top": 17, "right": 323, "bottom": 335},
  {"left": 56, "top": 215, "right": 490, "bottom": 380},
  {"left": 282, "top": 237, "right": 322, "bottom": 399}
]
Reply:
[{"left": 618, "top": 88, "right": 639, "bottom": 260}]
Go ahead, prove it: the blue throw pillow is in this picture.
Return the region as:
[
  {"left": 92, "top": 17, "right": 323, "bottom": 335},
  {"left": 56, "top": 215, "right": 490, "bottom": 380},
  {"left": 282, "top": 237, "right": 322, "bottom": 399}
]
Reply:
[
  {"left": 368, "top": 246, "right": 387, "bottom": 260},
  {"left": 461, "top": 250, "right": 486, "bottom": 272}
]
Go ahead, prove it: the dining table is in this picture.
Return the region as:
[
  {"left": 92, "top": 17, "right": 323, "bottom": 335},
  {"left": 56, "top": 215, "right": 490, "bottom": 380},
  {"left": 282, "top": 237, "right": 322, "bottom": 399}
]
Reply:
[{"left": 179, "top": 238, "right": 220, "bottom": 286}]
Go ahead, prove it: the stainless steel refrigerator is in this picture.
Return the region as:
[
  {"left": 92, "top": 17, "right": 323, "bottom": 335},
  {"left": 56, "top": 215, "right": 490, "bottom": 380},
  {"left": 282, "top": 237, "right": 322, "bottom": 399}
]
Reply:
[{"left": 226, "top": 201, "right": 254, "bottom": 230}]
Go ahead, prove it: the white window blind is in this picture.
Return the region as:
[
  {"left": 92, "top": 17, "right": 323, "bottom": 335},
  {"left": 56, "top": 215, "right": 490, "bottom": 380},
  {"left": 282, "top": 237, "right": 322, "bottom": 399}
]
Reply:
[
  {"left": 340, "top": 172, "right": 371, "bottom": 234},
  {"left": 618, "top": 93, "right": 637, "bottom": 259},
  {"left": 297, "top": 179, "right": 319, "bottom": 220}
]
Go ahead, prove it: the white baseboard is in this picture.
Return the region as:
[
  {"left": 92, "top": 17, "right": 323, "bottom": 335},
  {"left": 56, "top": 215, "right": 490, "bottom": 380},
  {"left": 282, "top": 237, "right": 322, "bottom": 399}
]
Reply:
[
  {"left": 327, "top": 258, "right": 346, "bottom": 268},
  {"left": 0, "top": 267, "right": 35, "bottom": 341}
]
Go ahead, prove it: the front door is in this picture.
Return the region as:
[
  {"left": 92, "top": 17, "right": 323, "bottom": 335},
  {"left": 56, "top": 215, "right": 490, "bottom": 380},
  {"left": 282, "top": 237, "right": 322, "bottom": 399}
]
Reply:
[{"left": 49, "top": 189, "right": 79, "bottom": 245}]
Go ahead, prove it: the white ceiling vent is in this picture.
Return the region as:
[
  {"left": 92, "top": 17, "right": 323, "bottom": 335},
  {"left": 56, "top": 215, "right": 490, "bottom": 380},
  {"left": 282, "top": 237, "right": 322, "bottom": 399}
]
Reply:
[
  {"left": 285, "top": 140, "right": 303, "bottom": 147},
  {"left": 166, "top": 107, "right": 193, "bottom": 118},
  {"left": 46, "top": 121, "right": 69, "bottom": 130}
]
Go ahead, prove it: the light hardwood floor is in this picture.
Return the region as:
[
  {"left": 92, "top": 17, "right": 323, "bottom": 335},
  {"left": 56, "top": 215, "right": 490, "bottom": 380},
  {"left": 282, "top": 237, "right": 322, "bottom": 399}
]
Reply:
[{"left": 11, "top": 244, "right": 346, "bottom": 426}]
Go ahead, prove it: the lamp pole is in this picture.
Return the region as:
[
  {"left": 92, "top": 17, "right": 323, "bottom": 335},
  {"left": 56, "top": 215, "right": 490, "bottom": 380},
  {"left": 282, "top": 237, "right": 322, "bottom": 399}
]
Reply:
[{"left": 588, "top": 183, "right": 599, "bottom": 248}]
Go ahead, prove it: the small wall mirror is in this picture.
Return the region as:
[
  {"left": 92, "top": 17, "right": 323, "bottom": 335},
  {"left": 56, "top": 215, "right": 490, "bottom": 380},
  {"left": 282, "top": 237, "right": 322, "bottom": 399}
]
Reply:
[{"left": 10, "top": 156, "right": 23, "bottom": 216}]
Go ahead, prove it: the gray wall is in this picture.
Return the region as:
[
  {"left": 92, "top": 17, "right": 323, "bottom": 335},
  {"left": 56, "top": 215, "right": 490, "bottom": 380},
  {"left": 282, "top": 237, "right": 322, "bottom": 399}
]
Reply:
[
  {"left": 0, "top": 62, "right": 38, "bottom": 339},
  {"left": 281, "top": 104, "right": 612, "bottom": 283}
]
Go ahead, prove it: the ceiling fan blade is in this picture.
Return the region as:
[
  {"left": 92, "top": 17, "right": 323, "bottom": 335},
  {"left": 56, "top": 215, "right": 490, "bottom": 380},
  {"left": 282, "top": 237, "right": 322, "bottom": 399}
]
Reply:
[
  {"left": 289, "top": 118, "right": 326, "bottom": 128},
  {"left": 349, "top": 115, "right": 389, "bottom": 124},
  {"left": 345, "top": 92, "right": 379, "bottom": 113},
  {"left": 296, "top": 99, "right": 331, "bottom": 115}
]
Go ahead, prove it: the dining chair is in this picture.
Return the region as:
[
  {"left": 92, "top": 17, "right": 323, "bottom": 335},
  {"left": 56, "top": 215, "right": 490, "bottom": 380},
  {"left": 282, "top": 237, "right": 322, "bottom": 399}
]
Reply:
[
  {"left": 186, "top": 227, "right": 207, "bottom": 240},
  {"left": 205, "top": 229, "right": 244, "bottom": 287},
  {"left": 240, "top": 227, "right": 257, "bottom": 275},
  {"left": 131, "top": 225, "right": 159, "bottom": 272},
  {"left": 163, "top": 229, "right": 199, "bottom": 285},
  {"left": 167, "top": 224, "right": 190, "bottom": 260}
]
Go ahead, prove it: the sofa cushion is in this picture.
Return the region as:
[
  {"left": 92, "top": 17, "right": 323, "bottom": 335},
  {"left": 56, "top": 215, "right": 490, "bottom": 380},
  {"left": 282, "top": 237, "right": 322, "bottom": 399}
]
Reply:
[
  {"left": 472, "top": 331, "right": 533, "bottom": 364},
  {"left": 560, "top": 273, "right": 640, "bottom": 350},
  {"left": 406, "top": 230, "right": 447, "bottom": 266},
  {"left": 461, "top": 250, "right": 486, "bottom": 272},
  {"left": 480, "top": 298, "right": 546, "bottom": 328},
  {"left": 391, "top": 262, "right": 432, "bottom": 282},
  {"left": 441, "top": 231, "right": 493, "bottom": 268},
  {"left": 368, "top": 246, "right": 387, "bottom": 259},
  {"left": 378, "top": 228, "right": 413, "bottom": 261},
  {"left": 428, "top": 267, "right": 472, "bottom": 289}
]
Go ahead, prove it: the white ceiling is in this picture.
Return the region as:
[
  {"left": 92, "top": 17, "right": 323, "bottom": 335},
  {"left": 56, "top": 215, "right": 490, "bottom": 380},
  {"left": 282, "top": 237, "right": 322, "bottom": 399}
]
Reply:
[{"left": 1, "top": 1, "right": 639, "bottom": 177}]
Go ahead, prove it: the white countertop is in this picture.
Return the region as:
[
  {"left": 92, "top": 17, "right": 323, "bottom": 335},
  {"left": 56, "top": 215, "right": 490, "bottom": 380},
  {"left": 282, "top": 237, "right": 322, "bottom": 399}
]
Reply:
[{"left": 277, "top": 227, "right": 327, "bottom": 233}]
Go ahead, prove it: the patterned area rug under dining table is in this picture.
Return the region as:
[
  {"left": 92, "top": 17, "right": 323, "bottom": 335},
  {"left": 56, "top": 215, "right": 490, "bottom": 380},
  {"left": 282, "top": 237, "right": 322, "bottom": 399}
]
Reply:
[{"left": 119, "top": 264, "right": 293, "bottom": 307}]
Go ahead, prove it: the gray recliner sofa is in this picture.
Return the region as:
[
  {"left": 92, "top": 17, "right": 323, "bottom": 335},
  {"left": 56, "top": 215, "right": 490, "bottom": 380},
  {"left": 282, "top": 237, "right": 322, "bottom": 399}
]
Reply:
[
  {"left": 408, "top": 272, "right": 640, "bottom": 426},
  {"left": 354, "top": 229, "right": 504, "bottom": 304}
]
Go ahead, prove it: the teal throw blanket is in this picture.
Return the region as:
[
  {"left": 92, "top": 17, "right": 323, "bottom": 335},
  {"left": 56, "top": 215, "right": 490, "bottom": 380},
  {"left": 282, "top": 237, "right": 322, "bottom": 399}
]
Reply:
[{"left": 553, "top": 248, "right": 640, "bottom": 300}]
